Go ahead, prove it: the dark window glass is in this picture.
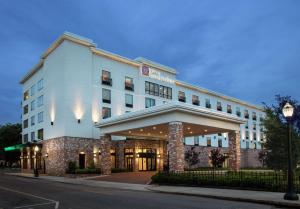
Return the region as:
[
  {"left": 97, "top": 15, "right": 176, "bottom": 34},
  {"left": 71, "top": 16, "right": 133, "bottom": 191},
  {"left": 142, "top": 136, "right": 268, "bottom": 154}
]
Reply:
[
  {"left": 102, "top": 88, "right": 111, "bottom": 103},
  {"left": 205, "top": 99, "right": 211, "bottom": 108},
  {"left": 217, "top": 101, "right": 222, "bottom": 111},
  {"left": 145, "top": 98, "right": 155, "bottom": 108},
  {"left": 125, "top": 94, "right": 133, "bottom": 108},
  {"left": 145, "top": 81, "right": 172, "bottom": 99},
  {"left": 227, "top": 104, "right": 232, "bottom": 114},
  {"left": 178, "top": 91, "right": 186, "bottom": 102},
  {"left": 102, "top": 107, "right": 111, "bottom": 119},
  {"left": 23, "top": 119, "right": 28, "bottom": 128},
  {"left": 38, "top": 129, "right": 43, "bottom": 140},
  {"left": 192, "top": 95, "right": 199, "bottom": 106},
  {"left": 23, "top": 105, "right": 28, "bottom": 114},
  {"left": 125, "top": 77, "right": 134, "bottom": 91},
  {"left": 102, "top": 70, "right": 112, "bottom": 86}
]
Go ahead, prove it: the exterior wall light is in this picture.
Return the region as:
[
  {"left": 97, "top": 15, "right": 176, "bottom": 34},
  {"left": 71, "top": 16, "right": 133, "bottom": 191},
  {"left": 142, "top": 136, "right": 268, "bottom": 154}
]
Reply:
[
  {"left": 51, "top": 121, "right": 54, "bottom": 126},
  {"left": 136, "top": 153, "right": 140, "bottom": 158},
  {"left": 157, "top": 154, "right": 161, "bottom": 158},
  {"left": 44, "top": 153, "right": 48, "bottom": 158},
  {"left": 78, "top": 119, "right": 81, "bottom": 123},
  {"left": 93, "top": 152, "right": 97, "bottom": 157}
]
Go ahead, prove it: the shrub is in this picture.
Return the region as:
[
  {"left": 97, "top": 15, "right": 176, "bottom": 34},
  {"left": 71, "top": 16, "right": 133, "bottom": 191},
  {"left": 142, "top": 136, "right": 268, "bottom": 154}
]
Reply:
[
  {"left": 67, "top": 161, "right": 76, "bottom": 174},
  {"left": 75, "top": 168, "right": 101, "bottom": 174},
  {"left": 111, "top": 168, "right": 130, "bottom": 173}
]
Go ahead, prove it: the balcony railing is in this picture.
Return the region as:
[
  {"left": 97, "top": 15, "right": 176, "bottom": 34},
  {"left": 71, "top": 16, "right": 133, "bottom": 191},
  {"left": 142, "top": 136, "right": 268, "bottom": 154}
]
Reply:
[
  {"left": 125, "top": 83, "right": 134, "bottom": 91},
  {"left": 102, "top": 77, "right": 112, "bottom": 86}
]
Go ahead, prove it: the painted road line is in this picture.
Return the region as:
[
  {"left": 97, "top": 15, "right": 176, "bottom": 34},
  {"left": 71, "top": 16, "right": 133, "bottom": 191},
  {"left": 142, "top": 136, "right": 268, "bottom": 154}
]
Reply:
[{"left": 0, "top": 185, "right": 59, "bottom": 209}]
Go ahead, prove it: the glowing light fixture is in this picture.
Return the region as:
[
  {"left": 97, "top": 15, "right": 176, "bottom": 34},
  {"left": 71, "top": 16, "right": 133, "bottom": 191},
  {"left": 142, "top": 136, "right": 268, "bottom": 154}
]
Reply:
[{"left": 283, "top": 102, "right": 294, "bottom": 118}]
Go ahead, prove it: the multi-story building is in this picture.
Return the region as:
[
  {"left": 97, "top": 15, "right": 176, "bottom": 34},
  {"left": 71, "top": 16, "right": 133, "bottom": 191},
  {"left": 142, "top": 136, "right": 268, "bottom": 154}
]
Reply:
[{"left": 20, "top": 32, "right": 265, "bottom": 175}]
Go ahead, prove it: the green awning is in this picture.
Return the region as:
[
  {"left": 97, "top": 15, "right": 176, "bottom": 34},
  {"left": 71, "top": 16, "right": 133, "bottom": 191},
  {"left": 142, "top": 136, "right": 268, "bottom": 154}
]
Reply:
[{"left": 4, "top": 144, "right": 24, "bottom": 151}]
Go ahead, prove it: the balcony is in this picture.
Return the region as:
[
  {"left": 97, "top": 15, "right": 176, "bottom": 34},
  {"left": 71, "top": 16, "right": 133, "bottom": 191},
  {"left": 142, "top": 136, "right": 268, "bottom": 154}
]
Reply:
[
  {"left": 192, "top": 100, "right": 200, "bottom": 106},
  {"left": 102, "top": 77, "right": 112, "bottom": 86},
  {"left": 125, "top": 83, "right": 134, "bottom": 91},
  {"left": 178, "top": 97, "right": 186, "bottom": 103}
]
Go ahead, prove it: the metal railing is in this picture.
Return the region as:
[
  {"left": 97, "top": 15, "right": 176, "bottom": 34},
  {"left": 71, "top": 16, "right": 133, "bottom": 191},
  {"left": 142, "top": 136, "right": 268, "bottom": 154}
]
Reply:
[{"left": 154, "top": 170, "right": 300, "bottom": 193}]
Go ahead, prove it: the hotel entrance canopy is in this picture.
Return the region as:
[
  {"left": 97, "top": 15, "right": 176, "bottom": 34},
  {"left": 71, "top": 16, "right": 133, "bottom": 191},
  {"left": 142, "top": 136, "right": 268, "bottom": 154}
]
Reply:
[
  {"left": 96, "top": 102, "right": 246, "bottom": 139},
  {"left": 96, "top": 102, "right": 246, "bottom": 174}
]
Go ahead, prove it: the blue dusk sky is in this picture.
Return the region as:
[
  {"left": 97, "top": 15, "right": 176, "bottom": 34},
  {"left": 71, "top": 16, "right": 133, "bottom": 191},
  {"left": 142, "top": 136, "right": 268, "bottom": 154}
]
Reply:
[{"left": 0, "top": 0, "right": 299, "bottom": 124}]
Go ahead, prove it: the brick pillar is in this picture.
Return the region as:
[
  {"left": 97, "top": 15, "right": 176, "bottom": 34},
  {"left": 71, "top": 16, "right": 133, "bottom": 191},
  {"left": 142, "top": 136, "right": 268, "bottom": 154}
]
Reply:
[
  {"left": 228, "top": 131, "right": 241, "bottom": 171},
  {"left": 100, "top": 134, "right": 112, "bottom": 175},
  {"left": 117, "top": 141, "right": 125, "bottom": 169},
  {"left": 167, "top": 122, "right": 184, "bottom": 172}
]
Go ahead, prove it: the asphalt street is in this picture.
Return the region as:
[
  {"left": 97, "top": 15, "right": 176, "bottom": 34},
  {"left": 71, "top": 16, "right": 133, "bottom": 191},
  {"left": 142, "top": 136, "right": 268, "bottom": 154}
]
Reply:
[{"left": 0, "top": 171, "right": 288, "bottom": 209}]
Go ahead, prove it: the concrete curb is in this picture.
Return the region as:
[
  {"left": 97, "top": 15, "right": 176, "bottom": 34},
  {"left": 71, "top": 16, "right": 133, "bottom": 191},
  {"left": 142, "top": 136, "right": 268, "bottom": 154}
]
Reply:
[{"left": 146, "top": 186, "right": 300, "bottom": 208}]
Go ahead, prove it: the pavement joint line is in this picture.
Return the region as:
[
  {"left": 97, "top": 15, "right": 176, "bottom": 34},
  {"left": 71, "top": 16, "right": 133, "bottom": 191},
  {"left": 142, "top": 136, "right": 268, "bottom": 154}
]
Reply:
[
  {"left": 14, "top": 202, "right": 56, "bottom": 209},
  {"left": 0, "top": 185, "right": 60, "bottom": 209}
]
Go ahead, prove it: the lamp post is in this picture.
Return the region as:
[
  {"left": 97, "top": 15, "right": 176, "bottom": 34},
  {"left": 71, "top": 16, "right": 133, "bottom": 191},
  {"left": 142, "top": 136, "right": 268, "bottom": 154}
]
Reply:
[
  {"left": 34, "top": 146, "right": 39, "bottom": 177},
  {"left": 282, "top": 102, "right": 299, "bottom": 200}
]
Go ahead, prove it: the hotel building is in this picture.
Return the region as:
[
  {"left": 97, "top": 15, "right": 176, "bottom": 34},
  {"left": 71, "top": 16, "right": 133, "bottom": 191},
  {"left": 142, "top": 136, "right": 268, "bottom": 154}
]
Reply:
[{"left": 20, "top": 32, "right": 265, "bottom": 176}]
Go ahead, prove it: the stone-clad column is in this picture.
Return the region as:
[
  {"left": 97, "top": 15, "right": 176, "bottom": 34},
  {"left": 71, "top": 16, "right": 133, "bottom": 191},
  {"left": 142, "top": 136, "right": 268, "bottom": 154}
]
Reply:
[
  {"left": 167, "top": 122, "right": 184, "bottom": 172},
  {"left": 100, "top": 134, "right": 112, "bottom": 175},
  {"left": 228, "top": 131, "right": 241, "bottom": 171}
]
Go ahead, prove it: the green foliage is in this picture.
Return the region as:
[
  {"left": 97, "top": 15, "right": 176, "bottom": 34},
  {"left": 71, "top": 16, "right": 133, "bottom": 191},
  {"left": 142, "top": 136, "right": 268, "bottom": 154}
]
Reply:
[
  {"left": 262, "top": 95, "right": 300, "bottom": 170},
  {"left": 111, "top": 168, "right": 130, "bottom": 173},
  {"left": 184, "top": 147, "right": 200, "bottom": 168},
  {"left": 67, "top": 161, "right": 77, "bottom": 174},
  {"left": 151, "top": 171, "right": 296, "bottom": 193},
  {"left": 209, "top": 149, "right": 227, "bottom": 168},
  {"left": 75, "top": 168, "right": 101, "bottom": 174},
  {"left": 0, "top": 123, "right": 22, "bottom": 147}
]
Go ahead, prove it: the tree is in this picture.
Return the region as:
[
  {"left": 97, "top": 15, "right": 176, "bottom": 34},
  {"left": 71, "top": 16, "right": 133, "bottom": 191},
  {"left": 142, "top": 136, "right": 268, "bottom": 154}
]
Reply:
[
  {"left": 0, "top": 123, "right": 22, "bottom": 166},
  {"left": 209, "top": 149, "right": 227, "bottom": 168},
  {"left": 0, "top": 123, "right": 22, "bottom": 147},
  {"left": 185, "top": 147, "right": 200, "bottom": 169},
  {"left": 262, "top": 95, "right": 300, "bottom": 170}
]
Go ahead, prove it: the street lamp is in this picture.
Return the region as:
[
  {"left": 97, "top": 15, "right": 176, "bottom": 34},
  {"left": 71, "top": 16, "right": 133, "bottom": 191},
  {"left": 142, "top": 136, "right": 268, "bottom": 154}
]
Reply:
[
  {"left": 282, "top": 102, "right": 299, "bottom": 200},
  {"left": 34, "top": 146, "right": 39, "bottom": 177}
]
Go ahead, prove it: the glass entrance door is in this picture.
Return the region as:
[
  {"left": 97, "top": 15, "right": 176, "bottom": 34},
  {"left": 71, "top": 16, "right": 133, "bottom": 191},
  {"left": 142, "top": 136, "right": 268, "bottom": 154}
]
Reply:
[{"left": 137, "top": 148, "right": 156, "bottom": 171}]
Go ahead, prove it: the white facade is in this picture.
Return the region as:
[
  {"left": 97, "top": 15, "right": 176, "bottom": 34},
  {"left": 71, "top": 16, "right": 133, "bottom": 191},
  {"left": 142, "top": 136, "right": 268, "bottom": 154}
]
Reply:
[{"left": 20, "top": 32, "right": 265, "bottom": 150}]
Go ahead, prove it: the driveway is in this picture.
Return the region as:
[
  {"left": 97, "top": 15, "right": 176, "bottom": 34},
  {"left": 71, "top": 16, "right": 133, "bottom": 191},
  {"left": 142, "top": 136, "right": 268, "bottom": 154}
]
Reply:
[{"left": 91, "top": 171, "right": 157, "bottom": 184}]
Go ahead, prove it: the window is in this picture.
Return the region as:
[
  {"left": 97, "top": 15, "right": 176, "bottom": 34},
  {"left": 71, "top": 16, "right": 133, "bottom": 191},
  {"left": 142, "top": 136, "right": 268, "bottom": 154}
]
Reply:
[
  {"left": 23, "top": 134, "right": 28, "bottom": 143},
  {"left": 37, "top": 129, "right": 43, "bottom": 140},
  {"left": 253, "top": 132, "right": 257, "bottom": 140},
  {"left": 30, "top": 85, "right": 35, "bottom": 96},
  {"left": 205, "top": 99, "right": 211, "bottom": 108},
  {"left": 125, "top": 77, "right": 134, "bottom": 91},
  {"left": 227, "top": 104, "right": 232, "bottom": 114},
  {"left": 102, "top": 70, "right": 112, "bottom": 86},
  {"left": 246, "top": 141, "right": 250, "bottom": 149},
  {"left": 207, "top": 137, "right": 211, "bottom": 147},
  {"left": 194, "top": 136, "right": 199, "bottom": 146},
  {"left": 236, "top": 107, "right": 241, "bottom": 117},
  {"left": 192, "top": 95, "right": 199, "bottom": 106},
  {"left": 31, "top": 100, "right": 35, "bottom": 111},
  {"left": 217, "top": 101, "right": 222, "bottom": 111},
  {"left": 145, "top": 81, "right": 172, "bottom": 99},
  {"left": 37, "top": 95, "right": 43, "bottom": 107},
  {"left": 37, "top": 79, "right": 44, "bottom": 91},
  {"left": 245, "top": 130, "right": 249, "bottom": 139},
  {"left": 252, "top": 112, "right": 257, "bottom": 121},
  {"left": 102, "top": 107, "right": 111, "bottom": 119},
  {"left": 102, "top": 88, "right": 111, "bottom": 104},
  {"left": 31, "top": 132, "right": 35, "bottom": 141},
  {"left": 178, "top": 91, "right": 186, "bottom": 102},
  {"left": 218, "top": 139, "right": 222, "bottom": 147},
  {"left": 23, "top": 105, "right": 28, "bottom": 115},
  {"left": 244, "top": 109, "right": 249, "bottom": 119},
  {"left": 145, "top": 98, "right": 155, "bottom": 108},
  {"left": 253, "top": 123, "right": 256, "bottom": 130},
  {"left": 245, "top": 122, "right": 249, "bottom": 129},
  {"left": 125, "top": 94, "right": 133, "bottom": 108},
  {"left": 253, "top": 142, "right": 257, "bottom": 149},
  {"left": 31, "top": 116, "right": 35, "bottom": 126},
  {"left": 38, "top": 112, "right": 43, "bottom": 123},
  {"left": 23, "top": 119, "right": 28, "bottom": 129},
  {"left": 23, "top": 90, "right": 29, "bottom": 101}
]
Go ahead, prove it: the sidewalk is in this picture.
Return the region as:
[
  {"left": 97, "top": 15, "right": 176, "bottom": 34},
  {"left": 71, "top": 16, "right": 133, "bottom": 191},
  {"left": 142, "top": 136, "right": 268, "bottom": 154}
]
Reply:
[
  {"left": 6, "top": 172, "right": 300, "bottom": 208},
  {"left": 147, "top": 185, "right": 300, "bottom": 208}
]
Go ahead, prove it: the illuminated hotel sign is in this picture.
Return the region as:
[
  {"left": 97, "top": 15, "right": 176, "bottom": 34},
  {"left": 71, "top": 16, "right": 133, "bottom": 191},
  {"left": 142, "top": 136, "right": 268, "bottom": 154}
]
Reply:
[{"left": 141, "top": 65, "right": 175, "bottom": 84}]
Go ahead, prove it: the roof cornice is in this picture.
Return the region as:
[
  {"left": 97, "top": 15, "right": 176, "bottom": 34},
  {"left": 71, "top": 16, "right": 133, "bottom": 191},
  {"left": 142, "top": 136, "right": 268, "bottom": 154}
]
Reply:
[{"left": 175, "top": 80, "right": 264, "bottom": 111}]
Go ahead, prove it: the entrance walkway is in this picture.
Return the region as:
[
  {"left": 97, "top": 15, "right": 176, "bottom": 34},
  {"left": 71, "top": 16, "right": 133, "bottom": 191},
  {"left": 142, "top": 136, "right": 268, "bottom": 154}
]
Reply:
[{"left": 91, "top": 171, "right": 156, "bottom": 185}]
